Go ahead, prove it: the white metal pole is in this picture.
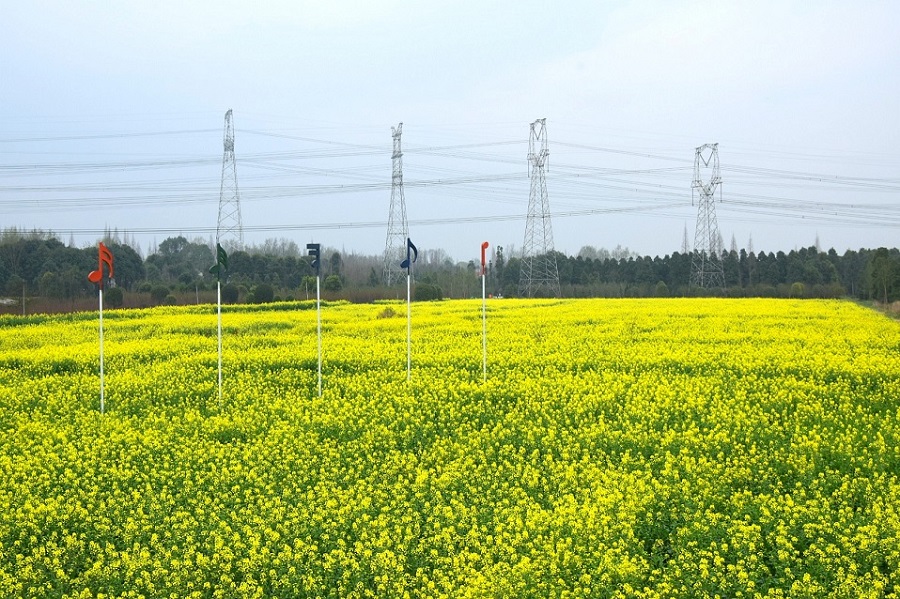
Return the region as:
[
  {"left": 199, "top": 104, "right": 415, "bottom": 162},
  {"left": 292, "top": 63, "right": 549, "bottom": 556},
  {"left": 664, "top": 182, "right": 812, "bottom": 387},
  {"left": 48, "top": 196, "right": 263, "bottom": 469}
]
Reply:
[
  {"left": 407, "top": 273, "right": 411, "bottom": 382},
  {"left": 316, "top": 275, "right": 322, "bottom": 397},
  {"left": 482, "top": 273, "right": 487, "bottom": 382},
  {"left": 217, "top": 281, "right": 222, "bottom": 402},
  {"left": 99, "top": 288, "right": 105, "bottom": 414}
]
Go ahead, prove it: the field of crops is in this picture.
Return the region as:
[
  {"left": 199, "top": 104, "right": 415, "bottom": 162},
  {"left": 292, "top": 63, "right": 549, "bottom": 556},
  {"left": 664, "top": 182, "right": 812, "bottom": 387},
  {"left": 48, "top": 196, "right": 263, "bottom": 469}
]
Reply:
[{"left": 1, "top": 298, "right": 899, "bottom": 598}]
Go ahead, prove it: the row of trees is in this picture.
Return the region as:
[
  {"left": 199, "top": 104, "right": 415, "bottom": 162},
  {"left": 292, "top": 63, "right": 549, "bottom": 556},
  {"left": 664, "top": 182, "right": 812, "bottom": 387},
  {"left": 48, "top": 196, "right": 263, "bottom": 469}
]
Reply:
[
  {"left": 0, "top": 229, "right": 898, "bottom": 313},
  {"left": 490, "top": 245, "right": 898, "bottom": 301}
]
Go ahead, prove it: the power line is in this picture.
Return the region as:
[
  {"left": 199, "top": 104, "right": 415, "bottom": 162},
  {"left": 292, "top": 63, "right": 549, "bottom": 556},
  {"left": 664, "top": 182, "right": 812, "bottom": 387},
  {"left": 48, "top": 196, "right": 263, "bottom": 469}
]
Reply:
[
  {"left": 0, "top": 129, "right": 218, "bottom": 143},
  {"left": 42, "top": 202, "right": 683, "bottom": 237},
  {"left": 2, "top": 122, "right": 899, "bottom": 247}
]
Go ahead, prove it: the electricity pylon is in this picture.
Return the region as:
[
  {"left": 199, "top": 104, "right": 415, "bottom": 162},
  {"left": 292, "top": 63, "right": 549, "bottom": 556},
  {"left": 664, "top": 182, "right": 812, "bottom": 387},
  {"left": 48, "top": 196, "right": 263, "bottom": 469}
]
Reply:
[
  {"left": 690, "top": 143, "right": 724, "bottom": 289},
  {"left": 216, "top": 109, "right": 244, "bottom": 251},
  {"left": 519, "top": 118, "right": 560, "bottom": 297},
  {"left": 383, "top": 123, "right": 409, "bottom": 286}
]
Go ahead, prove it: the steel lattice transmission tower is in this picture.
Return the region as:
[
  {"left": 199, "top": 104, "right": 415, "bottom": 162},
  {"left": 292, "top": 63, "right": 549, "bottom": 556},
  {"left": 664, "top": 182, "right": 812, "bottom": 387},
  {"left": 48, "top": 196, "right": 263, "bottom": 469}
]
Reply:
[
  {"left": 216, "top": 109, "right": 244, "bottom": 252},
  {"left": 519, "top": 118, "right": 560, "bottom": 298},
  {"left": 383, "top": 122, "right": 409, "bottom": 286},
  {"left": 690, "top": 143, "right": 724, "bottom": 289}
]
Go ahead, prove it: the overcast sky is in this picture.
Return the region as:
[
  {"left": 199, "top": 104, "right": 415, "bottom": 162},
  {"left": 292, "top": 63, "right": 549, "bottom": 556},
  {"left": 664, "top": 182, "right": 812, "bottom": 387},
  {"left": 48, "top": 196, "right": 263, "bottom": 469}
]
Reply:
[{"left": 1, "top": 0, "right": 898, "bottom": 262}]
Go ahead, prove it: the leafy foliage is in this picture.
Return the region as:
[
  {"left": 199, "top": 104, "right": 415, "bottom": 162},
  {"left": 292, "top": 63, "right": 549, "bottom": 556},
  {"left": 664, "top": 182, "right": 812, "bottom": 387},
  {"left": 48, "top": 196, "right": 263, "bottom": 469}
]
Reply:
[
  {"left": 414, "top": 282, "right": 443, "bottom": 301},
  {"left": 149, "top": 285, "right": 170, "bottom": 304},
  {"left": 2, "top": 230, "right": 900, "bottom": 306},
  {"left": 323, "top": 274, "right": 343, "bottom": 292},
  {"left": 249, "top": 283, "right": 275, "bottom": 304},
  {"left": 104, "top": 286, "right": 124, "bottom": 308},
  {"left": 221, "top": 283, "right": 240, "bottom": 304}
]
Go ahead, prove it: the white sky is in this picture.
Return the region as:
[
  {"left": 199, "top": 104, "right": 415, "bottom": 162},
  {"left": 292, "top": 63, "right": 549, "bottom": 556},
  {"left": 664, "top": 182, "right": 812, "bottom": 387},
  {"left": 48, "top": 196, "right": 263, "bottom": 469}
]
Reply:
[{"left": 1, "top": 0, "right": 898, "bottom": 262}]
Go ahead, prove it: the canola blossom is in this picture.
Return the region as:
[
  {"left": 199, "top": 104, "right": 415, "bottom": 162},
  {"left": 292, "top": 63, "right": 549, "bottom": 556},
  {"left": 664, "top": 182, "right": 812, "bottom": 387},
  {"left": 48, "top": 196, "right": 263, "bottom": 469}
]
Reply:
[{"left": 1, "top": 298, "right": 899, "bottom": 598}]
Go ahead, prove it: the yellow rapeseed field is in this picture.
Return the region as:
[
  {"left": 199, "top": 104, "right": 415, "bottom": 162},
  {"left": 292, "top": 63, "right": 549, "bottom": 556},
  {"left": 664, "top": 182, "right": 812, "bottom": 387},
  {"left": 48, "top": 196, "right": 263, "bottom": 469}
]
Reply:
[{"left": 1, "top": 298, "right": 898, "bottom": 598}]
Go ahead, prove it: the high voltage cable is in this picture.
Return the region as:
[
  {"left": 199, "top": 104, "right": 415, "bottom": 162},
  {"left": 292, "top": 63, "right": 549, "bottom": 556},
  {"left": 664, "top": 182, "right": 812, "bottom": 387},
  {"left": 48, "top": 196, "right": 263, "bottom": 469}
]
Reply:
[
  {"left": 44, "top": 202, "right": 684, "bottom": 237},
  {"left": 242, "top": 127, "right": 523, "bottom": 155},
  {"left": 0, "top": 129, "right": 219, "bottom": 143},
  {"left": 724, "top": 165, "right": 900, "bottom": 189},
  {"left": 554, "top": 141, "right": 690, "bottom": 163},
  {"left": 0, "top": 168, "right": 690, "bottom": 196},
  {"left": 4, "top": 155, "right": 896, "bottom": 192},
  {"left": 39, "top": 199, "right": 897, "bottom": 238},
  {"left": 3, "top": 135, "right": 897, "bottom": 190},
  {"left": 2, "top": 124, "right": 899, "bottom": 234},
  {"left": 240, "top": 128, "right": 385, "bottom": 150},
  {"left": 0, "top": 176, "right": 692, "bottom": 212}
]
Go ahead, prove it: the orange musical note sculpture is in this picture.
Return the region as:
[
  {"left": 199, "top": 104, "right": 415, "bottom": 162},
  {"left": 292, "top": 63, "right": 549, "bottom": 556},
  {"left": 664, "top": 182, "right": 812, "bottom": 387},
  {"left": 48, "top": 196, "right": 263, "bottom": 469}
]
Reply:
[
  {"left": 87, "top": 242, "right": 115, "bottom": 414},
  {"left": 88, "top": 242, "right": 115, "bottom": 288},
  {"left": 480, "top": 241, "right": 490, "bottom": 381}
]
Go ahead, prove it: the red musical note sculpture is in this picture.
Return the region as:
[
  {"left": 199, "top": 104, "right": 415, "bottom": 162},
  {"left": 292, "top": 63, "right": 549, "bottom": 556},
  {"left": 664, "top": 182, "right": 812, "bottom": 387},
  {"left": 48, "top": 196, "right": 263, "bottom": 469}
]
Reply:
[
  {"left": 87, "top": 242, "right": 115, "bottom": 414},
  {"left": 480, "top": 241, "right": 490, "bottom": 382},
  {"left": 88, "top": 242, "right": 114, "bottom": 288}
]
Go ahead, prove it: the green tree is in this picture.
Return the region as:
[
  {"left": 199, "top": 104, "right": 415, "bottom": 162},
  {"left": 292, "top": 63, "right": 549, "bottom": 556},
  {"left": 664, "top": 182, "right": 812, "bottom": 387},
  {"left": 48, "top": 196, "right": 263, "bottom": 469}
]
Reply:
[
  {"left": 250, "top": 283, "right": 275, "bottom": 303},
  {"left": 414, "top": 282, "right": 443, "bottom": 301},
  {"left": 105, "top": 286, "right": 124, "bottom": 308},
  {"left": 493, "top": 246, "right": 506, "bottom": 295},
  {"left": 105, "top": 242, "right": 145, "bottom": 290},
  {"left": 842, "top": 250, "right": 869, "bottom": 296},
  {"left": 300, "top": 276, "right": 318, "bottom": 299},
  {"left": 158, "top": 236, "right": 189, "bottom": 256},
  {"left": 329, "top": 251, "right": 343, "bottom": 278},
  {"left": 147, "top": 236, "right": 213, "bottom": 284},
  {"left": 4, "top": 274, "right": 24, "bottom": 296},
  {"left": 150, "top": 285, "right": 170, "bottom": 304},
  {"left": 226, "top": 251, "right": 253, "bottom": 282},
  {"left": 499, "top": 256, "right": 520, "bottom": 297},
  {"left": 868, "top": 248, "right": 898, "bottom": 303},
  {"left": 723, "top": 250, "right": 741, "bottom": 287},
  {"left": 323, "top": 275, "right": 342, "bottom": 292},
  {"left": 367, "top": 267, "right": 380, "bottom": 287},
  {"left": 39, "top": 271, "right": 60, "bottom": 297},
  {"left": 221, "top": 283, "right": 240, "bottom": 304}
]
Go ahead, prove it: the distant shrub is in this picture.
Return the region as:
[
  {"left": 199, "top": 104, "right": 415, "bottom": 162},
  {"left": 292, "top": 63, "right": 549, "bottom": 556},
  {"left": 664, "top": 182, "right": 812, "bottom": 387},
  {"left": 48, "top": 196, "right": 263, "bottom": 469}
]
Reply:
[
  {"left": 221, "top": 283, "right": 239, "bottom": 304},
  {"left": 105, "top": 287, "right": 124, "bottom": 308},
  {"left": 150, "top": 285, "right": 170, "bottom": 304},
  {"left": 376, "top": 306, "right": 399, "bottom": 319},
  {"left": 414, "top": 283, "right": 443, "bottom": 301},
  {"left": 250, "top": 283, "right": 275, "bottom": 304},
  {"left": 164, "top": 294, "right": 177, "bottom": 305},
  {"left": 324, "top": 275, "right": 343, "bottom": 292}
]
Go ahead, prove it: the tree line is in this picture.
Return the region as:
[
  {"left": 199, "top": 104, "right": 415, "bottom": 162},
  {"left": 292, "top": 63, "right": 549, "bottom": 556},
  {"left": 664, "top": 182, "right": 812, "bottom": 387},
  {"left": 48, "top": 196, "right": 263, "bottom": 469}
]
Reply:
[
  {"left": 490, "top": 245, "right": 899, "bottom": 302},
  {"left": 0, "top": 228, "right": 898, "bottom": 313}
]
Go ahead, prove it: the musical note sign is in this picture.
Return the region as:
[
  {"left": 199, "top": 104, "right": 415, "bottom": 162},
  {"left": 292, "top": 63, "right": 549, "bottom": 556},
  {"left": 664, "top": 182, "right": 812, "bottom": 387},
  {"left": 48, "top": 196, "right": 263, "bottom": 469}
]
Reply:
[
  {"left": 87, "top": 242, "right": 114, "bottom": 289},
  {"left": 209, "top": 243, "right": 229, "bottom": 282},
  {"left": 400, "top": 238, "right": 418, "bottom": 273}
]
